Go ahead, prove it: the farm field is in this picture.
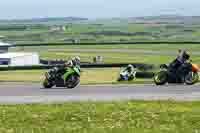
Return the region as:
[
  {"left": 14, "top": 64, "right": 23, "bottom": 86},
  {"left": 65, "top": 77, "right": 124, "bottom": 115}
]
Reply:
[{"left": 1, "top": 19, "right": 200, "bottom": 44}]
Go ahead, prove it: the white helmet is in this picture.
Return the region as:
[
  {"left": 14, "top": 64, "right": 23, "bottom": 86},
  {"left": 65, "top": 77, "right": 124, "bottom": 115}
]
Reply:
[
  {"left": 65, "top": 60, "right": 73, "bottom": 67},
  {"left": 74, "top": 56, "right": 80, "bottom": 62},
  {"left": 127, "top": 64, "right": 134, "bottom": 71},
  {"left": 128, "top": 64, "right": 134, "bottom": 68},
  {"left": 72, "top": 56, "right": 80, "bottom": 65}
]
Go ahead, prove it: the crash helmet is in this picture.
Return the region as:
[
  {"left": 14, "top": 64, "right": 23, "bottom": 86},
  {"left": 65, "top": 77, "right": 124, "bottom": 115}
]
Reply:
[
  {"left": 65, "top": 60, "right": 73, "bottom": 67},
  {"left": 72, "top": 56, "right": 80, "bottom": 66}
]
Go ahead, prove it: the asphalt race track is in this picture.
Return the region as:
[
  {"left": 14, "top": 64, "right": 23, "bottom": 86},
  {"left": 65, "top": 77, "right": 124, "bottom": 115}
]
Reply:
[{"left": 0, "top": 83, "right": 200, "bottom": 104}]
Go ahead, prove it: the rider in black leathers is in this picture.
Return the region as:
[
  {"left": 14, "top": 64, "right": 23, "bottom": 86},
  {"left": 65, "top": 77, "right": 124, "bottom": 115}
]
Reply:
[{"left": 168, "top": 50, "right": 190, "bottom": 82}]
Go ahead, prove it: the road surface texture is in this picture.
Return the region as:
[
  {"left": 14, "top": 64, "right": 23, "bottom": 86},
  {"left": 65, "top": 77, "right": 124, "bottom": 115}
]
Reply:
[{"left": 0, "top": 82, "right": 200, "bottom": 104}]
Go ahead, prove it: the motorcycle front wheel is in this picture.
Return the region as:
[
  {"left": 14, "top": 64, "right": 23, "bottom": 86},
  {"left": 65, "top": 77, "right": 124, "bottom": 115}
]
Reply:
[
  {"left": 154, "top": 71, "right": 168, "bottom": 85},
  {"left": 65, "top": 75, "right": 80, "bottom": 88}
]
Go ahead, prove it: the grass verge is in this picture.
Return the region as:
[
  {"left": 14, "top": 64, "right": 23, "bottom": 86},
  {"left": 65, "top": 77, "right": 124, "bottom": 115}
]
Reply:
[{"left": 0, "top": 101, "right": 200, "bottom": 133}]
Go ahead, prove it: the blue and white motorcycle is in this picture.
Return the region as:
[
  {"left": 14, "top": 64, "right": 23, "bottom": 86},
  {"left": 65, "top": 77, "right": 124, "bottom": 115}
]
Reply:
[{"left": 117, "top": 69, "right": 136, "bottom": 81}]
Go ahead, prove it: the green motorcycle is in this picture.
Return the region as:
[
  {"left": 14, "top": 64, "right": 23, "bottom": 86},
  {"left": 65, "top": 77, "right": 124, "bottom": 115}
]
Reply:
[{"left": 43, "top": 66, "right": 80, "bottom": 88}]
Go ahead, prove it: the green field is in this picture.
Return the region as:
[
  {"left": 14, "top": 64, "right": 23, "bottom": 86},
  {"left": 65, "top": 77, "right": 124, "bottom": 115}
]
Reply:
[
  {"left": 10, "top": 44, "right": 200, "bottom": 64},
  {"left": 2, "top": 21, "right": 200, "bottom": 65},
  {"left": 11, "top": 43, "right": 200, "bottom": 51},
  {"left": 14, "top": 43, "right": 200, "bottom": 50},
  {"left": 0, "top": 101, "right": 200, "bottom": 133},
  {"left": 1, "top": 21, "right": 200, "bottom": 44}
]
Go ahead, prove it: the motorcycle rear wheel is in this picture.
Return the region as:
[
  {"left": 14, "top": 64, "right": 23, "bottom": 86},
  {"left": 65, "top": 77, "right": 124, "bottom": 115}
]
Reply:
[{"left": 43, "top": 78, "right": 54, "bottom": 88}]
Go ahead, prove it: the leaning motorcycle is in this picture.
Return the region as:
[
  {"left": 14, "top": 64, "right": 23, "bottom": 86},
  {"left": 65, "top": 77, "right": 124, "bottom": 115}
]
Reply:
[
  {"left": 43, "top": 66, "right": 80, "bottom": 88},
  {"left": 154, "top": 62, "right": 199, "bottom": 85},
  {"left": 117, "top": 69, "right": 136, "bottom": 81}
]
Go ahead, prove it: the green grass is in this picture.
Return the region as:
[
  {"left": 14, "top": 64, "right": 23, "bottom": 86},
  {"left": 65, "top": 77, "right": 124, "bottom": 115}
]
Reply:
[
  {"left": 39, "top": 51, "right": 173, "bottom": 64},
  {"left": 10, "top": 44, "right": 200, "bottom": 64},
  {"left": 0, "top": 101, "right": 200, "bottom": 133},
  {"left": 2, "top": 22, "right": 200, "bottom": 44},
  {"left": 0, "top": 69, "right": 153, "bottom": 84},
  {"left": 11, "top": 43, "right": 200, "bottom": 51}
]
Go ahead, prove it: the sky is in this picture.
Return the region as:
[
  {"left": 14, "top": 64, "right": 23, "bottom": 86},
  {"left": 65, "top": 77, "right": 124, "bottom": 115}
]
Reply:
[{"left": 0, "top": 0, "right": 199, "bottom": 19}]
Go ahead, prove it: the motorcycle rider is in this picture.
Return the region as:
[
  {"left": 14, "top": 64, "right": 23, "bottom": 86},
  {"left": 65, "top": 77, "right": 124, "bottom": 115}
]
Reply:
[
  {"left": 169, "top": 50, "right": 190, "bottom": 69},
  {"left": 121, "top": 64, "right": 136, "bottom": 80},
  {"left": 54, "top": 56, "right": 81, "bottom": 74},
  {"left": 169, "top": 49, "right": 190, "bottom": 82}
]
